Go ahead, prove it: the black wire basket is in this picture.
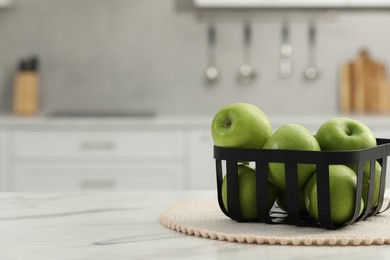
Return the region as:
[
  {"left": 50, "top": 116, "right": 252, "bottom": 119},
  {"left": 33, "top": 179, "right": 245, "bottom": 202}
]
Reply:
[{"left": 214, "top": 138, "right": 390, "bottom": 229}]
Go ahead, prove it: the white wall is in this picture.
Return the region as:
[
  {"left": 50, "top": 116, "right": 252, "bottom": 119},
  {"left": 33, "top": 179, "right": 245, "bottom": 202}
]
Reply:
[{"left": 0, "top": 0, "right": 389, "bottom": 116}]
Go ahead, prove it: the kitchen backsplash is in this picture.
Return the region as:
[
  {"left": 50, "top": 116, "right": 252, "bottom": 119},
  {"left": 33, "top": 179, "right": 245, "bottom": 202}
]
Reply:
[{"left": 0, "top": 0, "right": 390, "bottom": 116}]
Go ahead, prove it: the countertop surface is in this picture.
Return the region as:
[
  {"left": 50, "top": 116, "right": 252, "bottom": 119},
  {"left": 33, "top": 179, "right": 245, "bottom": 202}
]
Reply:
[
  {"left": 0, "top": 114, "right": 389, "bottom": 132},
  {"left": 1, "top": 191, "right": 390, "bottom": 260}
]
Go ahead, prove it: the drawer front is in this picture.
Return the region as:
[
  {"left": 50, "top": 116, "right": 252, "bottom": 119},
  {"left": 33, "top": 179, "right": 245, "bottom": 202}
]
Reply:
[
  {"left": 13, "top": 163, "right": 183, "bottom": 191},
  {"left": 12, "top": 131, "right": 184, "bottom": 160}
]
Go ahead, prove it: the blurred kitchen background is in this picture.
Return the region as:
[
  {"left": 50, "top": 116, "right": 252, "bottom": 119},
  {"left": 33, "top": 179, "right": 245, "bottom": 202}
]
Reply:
[
  {"left": 3, "top": 0, "right": 390, "bottom": 115},
  {"left": 0, "top": 0, "right": 390, "bottom": 192}
]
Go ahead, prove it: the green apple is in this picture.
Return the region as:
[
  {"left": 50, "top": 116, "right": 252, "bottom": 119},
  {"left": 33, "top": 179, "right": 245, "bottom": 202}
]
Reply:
[
  {"left": 316, "top": 117, "right": 379, "bottom": 212},
  {"left": 304, "top": 165, "right": 364, "bottom": 225},
  {"left": 263, "top": 124, "right": 321, "bottom": 189},
  {"left": 349, "top": 161, "right": 382, "bottom": 211},
  {"left": 315, "top": 117, "right": 376, "bottom": 151},
  {"left": 211, "top": 103, "right": 272, "bottom": 149},
  {"left": 276, "top": 188, "right": 308, "bottom": 215},
  {"left": 222, "top": 164, "right": 277, "bottom": 220}
]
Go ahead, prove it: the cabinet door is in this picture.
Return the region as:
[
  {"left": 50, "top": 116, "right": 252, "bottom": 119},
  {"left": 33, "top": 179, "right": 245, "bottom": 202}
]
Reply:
[
  {"left": 12, "top": 163, "right": 183, "bottom": 191},
  {"left": 187, "top": 130, "right": 216, "bottom": 190}
]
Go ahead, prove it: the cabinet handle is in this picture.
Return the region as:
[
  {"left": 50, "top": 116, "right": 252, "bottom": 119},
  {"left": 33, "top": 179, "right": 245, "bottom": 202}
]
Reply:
[
  {"left": 79, "top": 141, "right": 115, "bottom": 151},
  {"left": 80, "top": 179, "right": 115, "bottom": 189}
]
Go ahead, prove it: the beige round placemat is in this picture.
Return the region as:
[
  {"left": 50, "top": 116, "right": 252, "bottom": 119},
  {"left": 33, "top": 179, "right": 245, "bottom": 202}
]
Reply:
[{"left": 160, "top": 198, "right": 390, "bottom": 246}]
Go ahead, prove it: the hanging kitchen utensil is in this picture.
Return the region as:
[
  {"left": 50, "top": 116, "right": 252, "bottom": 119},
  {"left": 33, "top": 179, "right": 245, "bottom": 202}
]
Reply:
[
  {"left": 205, "top": 22, "right": 219, "bottom": 84},
  {"left": 237, "top": 21, "right": 256, "bottom": 85},
  {"left": 304, "top": 21, "right": 319, "bottom": 80},
  {"left": 279, "top": 21, "right": 293, "bottom": 78}
]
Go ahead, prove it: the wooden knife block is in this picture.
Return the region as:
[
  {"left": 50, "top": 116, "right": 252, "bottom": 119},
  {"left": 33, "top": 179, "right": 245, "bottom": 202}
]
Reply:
[
  {"left": 340, "top": 50, "right": 390, "bottom": 114},
  {"left": 13, "top": 72, "right": 39, "bottom": 116}
]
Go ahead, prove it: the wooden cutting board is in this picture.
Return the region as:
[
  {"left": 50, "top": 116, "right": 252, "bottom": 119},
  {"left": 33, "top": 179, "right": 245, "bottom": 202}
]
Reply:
[
  {"left": 376, "top": 63, "right": 390, "bottom": 113},
  {"left": 340, "top": 50, "right": 390, "bottom": 114}
]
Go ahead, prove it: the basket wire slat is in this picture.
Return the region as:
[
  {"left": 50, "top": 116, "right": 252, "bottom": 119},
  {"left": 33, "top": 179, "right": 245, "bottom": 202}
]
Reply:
[
  {"left": 360, "top": 160, "right": 377, "bottom": 220},
  {"left": 376, "top": 156, "right": 389, "bottom": 215},
  {"left": 255, "top": 161, "right": 273, "bottom": 224},
  {"left": 351, "top": 162, "right": 364, "bottom": 224},
  {"left": 367, "top": 159, "right": 377, "bottom": 215},
  {"left": 226, "top": 160, "right": 244, "bottom": 222},
  {"left": 316, "top": 163, "right": 334, "bottom": 229},
  {"left": 216, "top": 159, "right": 229, "bottom": 218},
  {"left": 285, "top": 162, "right": 301, "bottom": 226}
]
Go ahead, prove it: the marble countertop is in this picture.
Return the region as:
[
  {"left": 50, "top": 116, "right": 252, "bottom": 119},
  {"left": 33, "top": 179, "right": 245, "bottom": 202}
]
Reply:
[{"left": 1, "top": 191, "right": 390, "bottom": 260}]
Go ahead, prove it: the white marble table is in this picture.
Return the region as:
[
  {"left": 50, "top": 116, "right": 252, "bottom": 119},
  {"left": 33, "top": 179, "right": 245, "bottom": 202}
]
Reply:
[{"left": 1, "top": 191, "right": 390, "bottom": 260}]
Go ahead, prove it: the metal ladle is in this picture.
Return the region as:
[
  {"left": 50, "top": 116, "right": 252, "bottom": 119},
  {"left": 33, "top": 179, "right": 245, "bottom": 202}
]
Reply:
[
  {"left": 279, "top": 21, "right": 293, "bottom": 78},
  {"left": 304, "top": 21, "right": 319, "bottom": 80},
  {"left": 205, "top": 23, "right": 219, "bottom": 84},
  {"left": 237, "top": 21, "right": 256, "bottom": 85}
]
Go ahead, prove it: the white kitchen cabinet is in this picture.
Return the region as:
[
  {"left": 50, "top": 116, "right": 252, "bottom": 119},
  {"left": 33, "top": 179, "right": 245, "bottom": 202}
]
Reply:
[
  {"left": 186, "top": 130, "right": 216, "bottom": 190},
  {"left": 9, "top": 129, "right": 185, "bottom": 191},
  {"left": 0, "top": 116, "right": 389, "bottom": 192}
]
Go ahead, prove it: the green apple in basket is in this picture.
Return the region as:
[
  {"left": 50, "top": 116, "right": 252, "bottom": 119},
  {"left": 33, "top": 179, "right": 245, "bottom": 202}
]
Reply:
[
  {"left": 263, "top": 124, "right": 321, "bottom": 189},
  {"left": 315, "top": 117, "right": 376, "bottom": 151},
  {"left": 221, "top": 164, "right": 277, "bottom": 220},
  {"left": 304, "top": 165, "right": 364, "bottom": 225},
  {"left": 315, "top": 117, "right": 379, "bottom": 211},
  {"left": 211, "top": 103, "right": 272, "bottom": 149},
  {"left": 349, "top": 161, "right": 382, "bottom": 211}
]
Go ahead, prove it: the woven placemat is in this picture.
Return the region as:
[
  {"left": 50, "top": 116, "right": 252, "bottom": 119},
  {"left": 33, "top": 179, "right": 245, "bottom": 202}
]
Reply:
[{"left": 160, "top": 198, "right": 390, "bottom": 246}]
